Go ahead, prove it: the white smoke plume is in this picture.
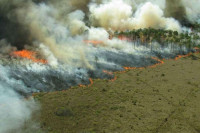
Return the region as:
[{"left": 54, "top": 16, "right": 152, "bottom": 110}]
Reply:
[
  {"left": 182, "top": 0, "right": 200, "bottom": 23},
  {"left": 38, "top": 43, "right": 59, "bottom": 67},
  {"left": 89, "top": 0, "right": 182, "bottom": 32},
  {"left": 88, "top": 27, "right": 109, "bottom": 41},
  {"left": 133, "top": 2, "right": 181, "bottom": 31},
  {"left": 0, "top": 0, "right": 199, "bottom": 132},
  {"left": 15, "top": 2, "right": 93, "bottom": 69},
  {"left": 0, "top": 65, "right": 39, "bottom": 133},
  {"left": 68, "top": 10, "right": 88, "bottom": 36}
]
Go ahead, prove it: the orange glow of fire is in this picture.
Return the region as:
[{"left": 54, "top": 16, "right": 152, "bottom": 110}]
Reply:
[
  {"left": 124, "top": 57, "right": 164, "bottom": 70},
  {"left": 12, "top": 50, "right": 47, "bottom": 64},
  {"left": 149, "top": 57, "right": 165, "bottom": 68},
  {"left": 174, "top": 53, "right": 192, "bottom": 61},
  {"left": 102, "top": 70, "right": 117, "bottom": 82},
  {"left": 79, "top": 78, "right": 93, "bottom": 87},
  {"left": 84, "top": 40, "right": 104, "bottom": 46},
  {"left": 174, "top": 46, "right": 200, "bottom": 61},
  {"left": 118, "top": 35, "right": 132, "bottom": 41},
  {"left": 194, "top": 47, "right": 199, "bottom": 50},
  {"left": 110, "top": 76, "right": 117, "bottom": 82},
  {"left": 29, "top": 45, "right": 200, "bottom": 94},
  {"left": 102, "top": 70, "right": 113, "bottom": 75},
  {"left": 88, "top": 78, "right": 94, "bottom": 87}
]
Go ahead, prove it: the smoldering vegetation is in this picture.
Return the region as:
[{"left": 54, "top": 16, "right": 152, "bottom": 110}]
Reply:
[{"left": 0, "top": 0, "right": 199, "bottom": 132}]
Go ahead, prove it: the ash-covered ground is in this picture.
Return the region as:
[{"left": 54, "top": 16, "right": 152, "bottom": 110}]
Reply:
[
  {"left": 1, "top": 42, "right": 192, "bottom": 95},
  {"left": 0, "top": 0, "right": 200, "bottom": 132}
]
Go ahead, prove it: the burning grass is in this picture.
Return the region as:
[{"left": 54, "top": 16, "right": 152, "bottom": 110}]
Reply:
[
  {"left": 11, "top": 50, "right": 47, "bottom": 64},
  {"left": 84, "top": 40, "right": 104, "bottom": 46}
]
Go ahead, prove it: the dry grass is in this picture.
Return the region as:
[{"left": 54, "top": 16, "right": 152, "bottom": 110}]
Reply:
[{"left": 34, "top": 53, "right": 200, "bottom": 133}]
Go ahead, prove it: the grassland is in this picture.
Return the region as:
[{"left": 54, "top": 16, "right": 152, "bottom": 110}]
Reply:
[{"left": 34, "top": 52, "right": 200, "bottom": 133}]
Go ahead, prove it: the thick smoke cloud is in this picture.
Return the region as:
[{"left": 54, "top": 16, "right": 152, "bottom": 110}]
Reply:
[
  {"left": 0, "top": 0, "right": 32, "bottom": 49},
  {"left": 165, "top": 0, "right": 200, "bottom": 24},
  {"left": 165, "top": 0, "right": 186, "bottom": 22},
  {"left": 0, "top": 0, "right": 199, "bottom": 132},
  {"left": 182, "top": 0, "right": 200, "bottom": 23},
  {"left": 89, "top": 0, "right": 181, "bottom": 32},
  {"left": 0, "top": 0, "right": 199, "bottom": 50},
  {"left": 14, "top": 2, "right": 92, "bottom": 68}
]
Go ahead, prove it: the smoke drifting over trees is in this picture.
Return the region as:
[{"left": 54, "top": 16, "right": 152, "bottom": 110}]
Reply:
[
  {"left": 0, "top": 0, "right": 199, "bottom": 132},
  {"left": 0, "top": 0, "right": 199, "bottom": 49}
]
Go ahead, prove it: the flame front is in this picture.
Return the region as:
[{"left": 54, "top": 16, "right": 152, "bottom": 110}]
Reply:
[
  {"left": 102, "top": 70, "right": 113, "bottom": 75},
  {"left": 84, "top": 40, "right": 104, "bottom": 46},
  {"left": 12, "top": 50, "right": 47, "bottom": 64},
  {"left": 124, "top": 57, "right": 164, "bottom": 70}
]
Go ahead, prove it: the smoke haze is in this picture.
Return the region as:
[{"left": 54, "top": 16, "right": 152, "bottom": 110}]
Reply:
[{"left": 0, "top": 0, "right": 199, "bottom": 132}]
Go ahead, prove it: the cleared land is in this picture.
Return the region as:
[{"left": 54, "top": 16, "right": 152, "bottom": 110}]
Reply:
[{"left": 35, "top": 53, "right": 200, "bottom": 133}]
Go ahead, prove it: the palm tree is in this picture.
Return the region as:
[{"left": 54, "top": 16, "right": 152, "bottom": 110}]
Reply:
[{"left": 173, "top": 31, "right": 178, "bottom": 36}]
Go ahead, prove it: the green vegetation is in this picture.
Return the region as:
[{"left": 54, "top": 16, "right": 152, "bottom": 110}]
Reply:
[
  {"left": 115, "top": 28, "right": 200, "bottom": 51},
  {"left": 192, "top": 22, "right": 200, "bottom": 32}
]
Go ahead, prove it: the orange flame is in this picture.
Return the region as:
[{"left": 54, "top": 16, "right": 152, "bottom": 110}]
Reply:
[
  {"left": 110, "top": 76, "right": 117, "bottom": 82},
  {"left": 174, "top": 53, "right": 192, "bottom": 61},
  {"left": 102, "top": 70, "right": 117, "bottom": 82},
  {"left": 124, "top": 57, "right": 164, "bottom": 70},
  {"left": 79, "top": 78, "right": 93, "bottom": 87},
  {"left": 84, "top": 40, "right": 104, "bottom": 46},
  {"left": 118, "top": 35, "right": 132, "bottom": 41},
  {"left": 102, "top": 70, "right": 113, "bottom": 75},
  {"left": 88, "top": 78, "right": 94, "bottom": 87},
  {"left": 12, "top": 50, "right": 47, "bottom": 64},
  {"left": 174, "top": 47, "right": 200, "bottom": 61}
]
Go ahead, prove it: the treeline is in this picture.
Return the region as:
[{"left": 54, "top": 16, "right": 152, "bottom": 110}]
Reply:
[
  {"left": 192, "top": 22, "right": 200, "bottom": 32},
  {"left": 114, "top": 28, "right": 200, "bottom": 51}
]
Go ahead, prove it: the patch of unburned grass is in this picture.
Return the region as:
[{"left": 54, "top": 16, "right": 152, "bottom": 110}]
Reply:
[{"left": 33, "top": 53, "right": 200, "bottom": 133}]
